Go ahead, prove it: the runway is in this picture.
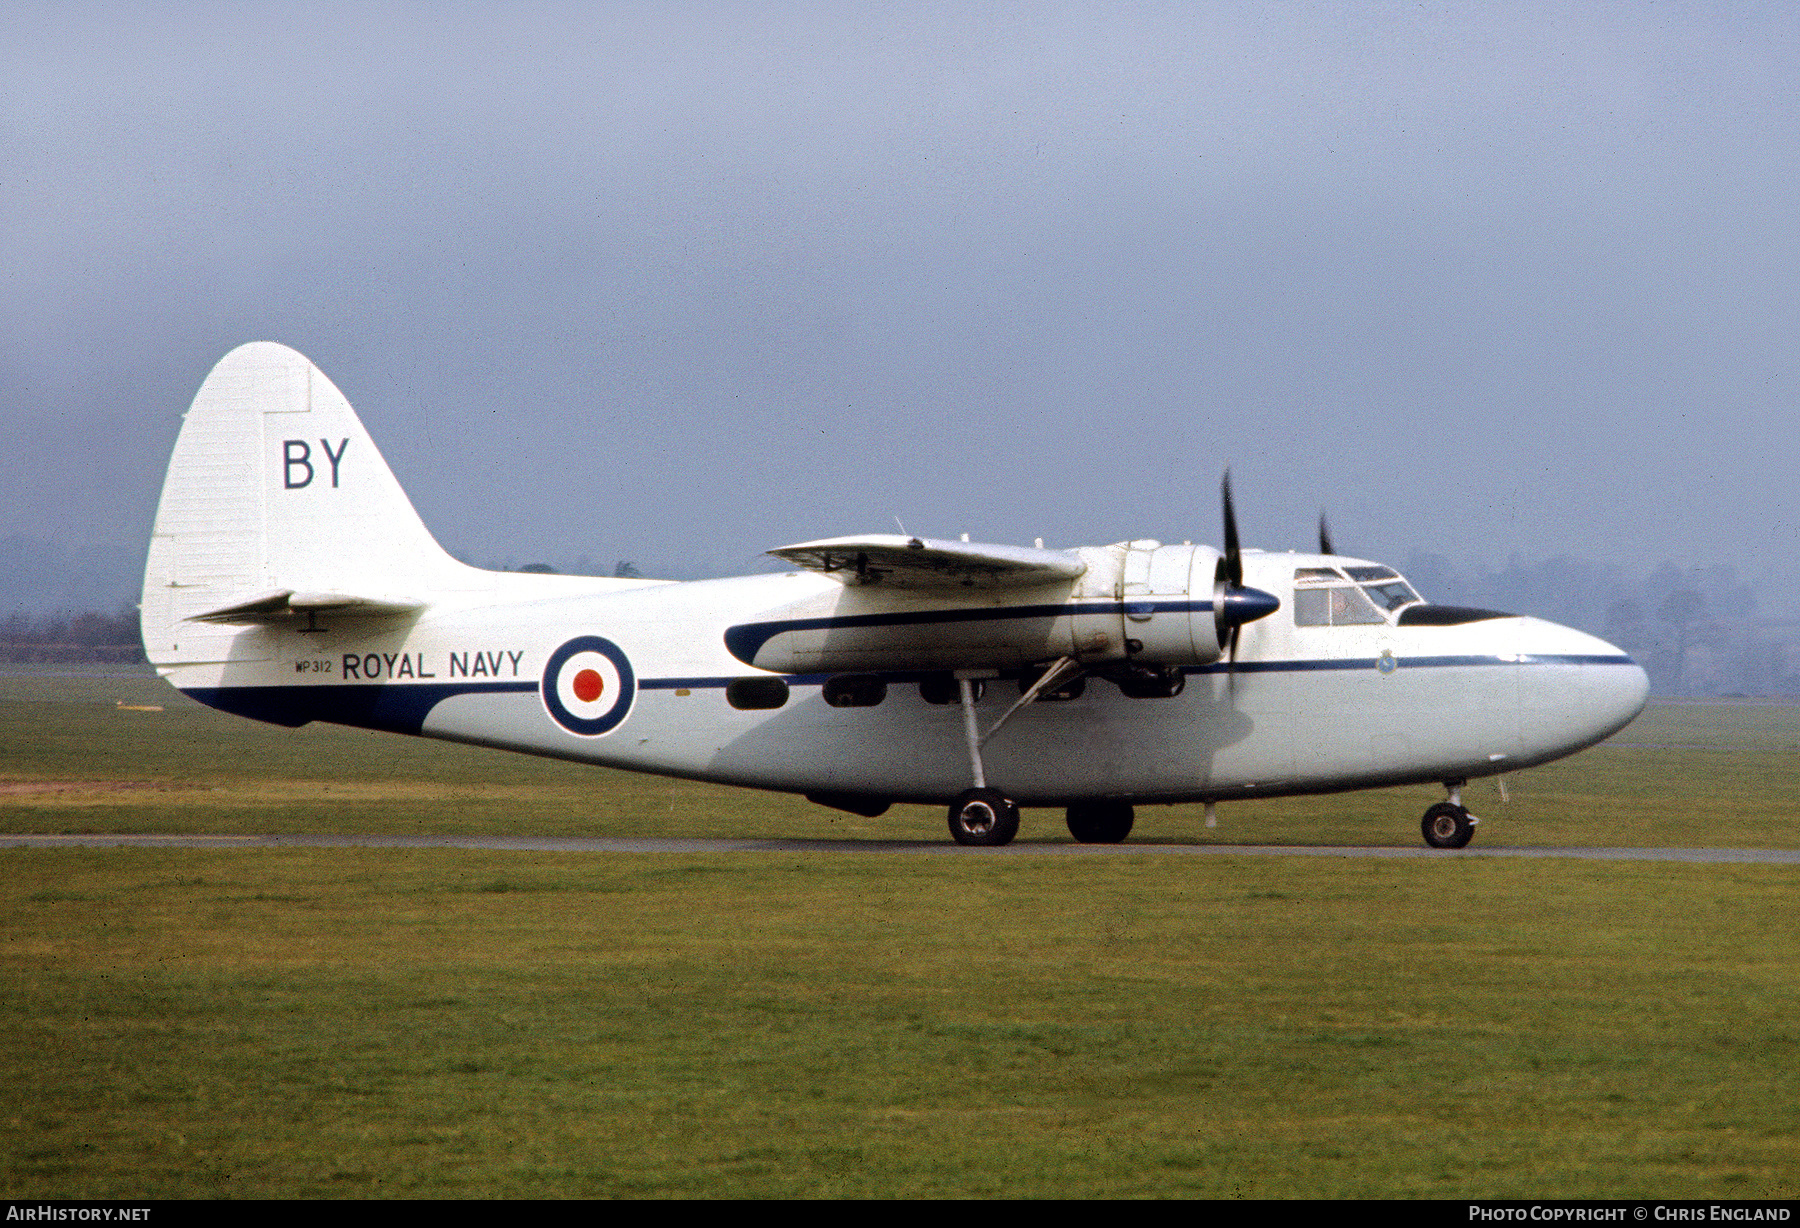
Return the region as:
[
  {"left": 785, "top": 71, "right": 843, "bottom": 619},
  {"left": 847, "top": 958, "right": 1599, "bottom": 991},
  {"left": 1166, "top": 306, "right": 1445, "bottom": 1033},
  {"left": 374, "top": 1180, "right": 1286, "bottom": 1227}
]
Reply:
[{"left": 4, "top": 833, "right": 1798, "bottom": 862}]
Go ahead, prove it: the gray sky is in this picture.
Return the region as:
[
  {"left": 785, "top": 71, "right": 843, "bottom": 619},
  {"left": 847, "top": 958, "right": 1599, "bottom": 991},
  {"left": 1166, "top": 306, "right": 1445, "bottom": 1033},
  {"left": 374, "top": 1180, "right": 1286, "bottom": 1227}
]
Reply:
[{"left": 4, "top": 1, "right": 1797, "bottom": 588}]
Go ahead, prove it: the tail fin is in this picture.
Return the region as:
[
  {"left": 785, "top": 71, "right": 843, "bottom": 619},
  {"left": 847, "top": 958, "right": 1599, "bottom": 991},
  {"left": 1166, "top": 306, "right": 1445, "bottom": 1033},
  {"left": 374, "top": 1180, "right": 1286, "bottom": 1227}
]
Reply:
[{"left": 141, "top": 343, "right": 470, "bottom": 664}]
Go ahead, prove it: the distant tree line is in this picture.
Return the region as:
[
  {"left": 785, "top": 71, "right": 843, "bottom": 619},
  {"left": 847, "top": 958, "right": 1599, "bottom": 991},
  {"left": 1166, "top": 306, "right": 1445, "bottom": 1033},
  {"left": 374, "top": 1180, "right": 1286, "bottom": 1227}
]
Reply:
[
  {"left": 0, "top": 602, "right": 144, "bottom": 663},
  {"left": 496, "top": 560, "right": 644, "bottom": 577}
]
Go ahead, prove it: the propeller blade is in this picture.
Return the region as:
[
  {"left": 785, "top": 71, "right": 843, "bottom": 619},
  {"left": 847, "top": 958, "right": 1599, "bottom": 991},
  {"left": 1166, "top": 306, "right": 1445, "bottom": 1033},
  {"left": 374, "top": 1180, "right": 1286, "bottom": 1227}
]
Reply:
[
  {"left": 1318, "top": 512, "right": 1335, "bottom": 557},
  {"left": 1220, "top": 469, "right": 1242, "bottom": 588}
]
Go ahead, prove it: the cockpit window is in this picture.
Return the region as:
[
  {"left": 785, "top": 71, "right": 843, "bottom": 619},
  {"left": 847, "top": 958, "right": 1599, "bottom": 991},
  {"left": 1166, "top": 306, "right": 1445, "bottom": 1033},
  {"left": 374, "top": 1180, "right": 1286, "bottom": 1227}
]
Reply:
[
  {"left": 1293, "top": 589, "right": 1330, "bottom": 625},
  {"left": 1361, "top": 580, "right": 1421, "bottom": 612},
  {"left": 1294, "top": 584, "right": 1387, "bottom": 626},
  {"left": 1295, "top": 564, "right": 1425, "bottom": 626},
  {"left": 1331, "top": 586, "right": 1386, "bottom": 624}
]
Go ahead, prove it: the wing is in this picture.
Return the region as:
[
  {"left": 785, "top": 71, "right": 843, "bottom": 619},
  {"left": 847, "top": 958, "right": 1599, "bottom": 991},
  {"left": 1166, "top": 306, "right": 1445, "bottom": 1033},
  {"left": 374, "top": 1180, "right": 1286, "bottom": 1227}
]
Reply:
[{"left": 768, "top": 535, "right": 1086, "bottom": 590}]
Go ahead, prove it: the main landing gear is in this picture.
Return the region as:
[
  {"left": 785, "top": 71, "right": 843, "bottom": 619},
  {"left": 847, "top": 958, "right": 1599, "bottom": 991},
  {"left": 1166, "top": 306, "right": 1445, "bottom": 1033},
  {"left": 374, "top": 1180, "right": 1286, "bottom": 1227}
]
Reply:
[
  {"left": 1066, "top": 799, "right": 1134, "bottom": 844},
  {"left": 1420, "top": 780, "right": 1479, "bottom": 849},
  {"left": 946, "top": 792, "right": 1137, "bottom": 847},
  {"left": 938, "top": 662, "right": 1144, "bottom": 848},
  {"left": 947, "top": 788, "right": 1021, "bottom": 846},
  {"left": 944, "top": 671, "right": 1019, "bottom": 846},
  {"left": 943, "top": 659, "right": 1085, "bottom": 847}
]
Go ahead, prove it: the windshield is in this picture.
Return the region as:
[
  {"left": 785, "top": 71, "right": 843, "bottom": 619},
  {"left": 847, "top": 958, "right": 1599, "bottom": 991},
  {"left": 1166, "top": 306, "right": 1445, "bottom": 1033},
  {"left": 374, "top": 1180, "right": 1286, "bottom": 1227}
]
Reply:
[
  {"left": 1293, "top": 566, "right": 1423, "bottom": 625},
  {"left": 1362, "top": 580, "right": 1421, "bottom": 612},
  {"left": 1294, "top": 584, "right": 1385, "bottom": 626}
]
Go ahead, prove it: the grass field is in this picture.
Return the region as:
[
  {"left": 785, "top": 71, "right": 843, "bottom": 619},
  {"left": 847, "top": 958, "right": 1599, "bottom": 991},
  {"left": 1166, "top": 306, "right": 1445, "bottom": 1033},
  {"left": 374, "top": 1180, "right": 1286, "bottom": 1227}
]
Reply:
[{"left": 3, "top": 666, "right": 1798, "bottom": 1197}]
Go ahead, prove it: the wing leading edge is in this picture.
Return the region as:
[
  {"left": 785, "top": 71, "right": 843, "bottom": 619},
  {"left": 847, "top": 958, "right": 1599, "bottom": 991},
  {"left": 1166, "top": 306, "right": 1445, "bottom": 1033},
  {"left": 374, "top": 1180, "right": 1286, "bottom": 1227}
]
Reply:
[{"left": 769, "top": 535, "right": 1086, "bottom": 590}]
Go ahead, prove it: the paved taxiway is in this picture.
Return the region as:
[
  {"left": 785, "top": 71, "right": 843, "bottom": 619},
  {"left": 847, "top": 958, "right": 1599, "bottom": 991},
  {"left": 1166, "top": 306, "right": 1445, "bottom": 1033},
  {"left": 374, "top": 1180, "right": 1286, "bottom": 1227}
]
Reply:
[{"left": 3, "top": 834, "right": 1797, "bottom": 863}]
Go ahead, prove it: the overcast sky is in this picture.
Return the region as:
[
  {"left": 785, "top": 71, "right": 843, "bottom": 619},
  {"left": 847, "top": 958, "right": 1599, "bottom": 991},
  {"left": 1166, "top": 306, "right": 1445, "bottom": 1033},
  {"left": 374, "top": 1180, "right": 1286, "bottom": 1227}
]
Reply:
[{"left": 4, "top": 2, "right": 1796, "bottom": 590}]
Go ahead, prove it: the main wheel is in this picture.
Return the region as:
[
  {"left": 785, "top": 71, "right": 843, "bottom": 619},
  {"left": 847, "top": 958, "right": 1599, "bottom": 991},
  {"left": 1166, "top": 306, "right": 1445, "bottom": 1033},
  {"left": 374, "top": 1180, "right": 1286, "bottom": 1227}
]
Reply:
[
  {"left": 947, "top": 788, "right": 1020, "bottom": 846},
  {"left": 1421, "top": 802, "right": 1475, "bottom": 849},
  {"left": 1066, "top": 800, "right": 1134, "bottom": 844}
]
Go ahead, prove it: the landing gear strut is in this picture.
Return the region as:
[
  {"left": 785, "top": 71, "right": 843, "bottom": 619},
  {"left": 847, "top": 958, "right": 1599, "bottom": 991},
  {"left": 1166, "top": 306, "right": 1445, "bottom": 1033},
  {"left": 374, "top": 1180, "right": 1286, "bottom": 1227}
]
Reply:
[
  {"left": 941, "top": 657, "right": 1091, "bottom": 847},
  {"left": 1420, "top": 781, "right": 1478, "bottom": 849},
  {"left": 948, "top": 788, "right": 1020, "bottom": 846},
  {"left": 944, "top": 675, "right": 1020, "bottom": 846}
]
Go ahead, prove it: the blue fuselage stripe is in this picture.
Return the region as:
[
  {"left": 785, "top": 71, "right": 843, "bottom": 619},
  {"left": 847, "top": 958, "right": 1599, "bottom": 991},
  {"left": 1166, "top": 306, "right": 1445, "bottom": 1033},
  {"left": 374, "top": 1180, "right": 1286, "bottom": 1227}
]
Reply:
[
  {"left": 1188, "top": 652, "right": 1634, "bottom": 676},
  {"left": 180, "top": 652, "right": 1638, "bottom": 733}
]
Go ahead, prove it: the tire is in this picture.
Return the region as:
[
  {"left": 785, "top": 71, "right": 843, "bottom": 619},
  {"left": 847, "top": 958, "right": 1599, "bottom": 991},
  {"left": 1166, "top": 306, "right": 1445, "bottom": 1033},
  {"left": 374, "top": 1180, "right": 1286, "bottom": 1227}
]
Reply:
[
  {"left": 1066, "top": 800, "right": 1134, "bottom": 844},
  {"left": 1420, "top": 802, "right": 1474, "bottom": 849},
  {"left": 947, "top": 788, "right": 1021, "bottom": 846}
]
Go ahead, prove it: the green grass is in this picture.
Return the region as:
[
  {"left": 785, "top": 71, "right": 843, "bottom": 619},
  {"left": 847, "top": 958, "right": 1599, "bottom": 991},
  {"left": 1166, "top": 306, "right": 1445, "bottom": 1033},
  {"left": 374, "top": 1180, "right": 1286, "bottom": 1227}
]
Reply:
[
  {"left": 4, "top": 849, "right": 1797, "bottom": 1198},
  {"left": 2, "top": 666, "right": 1798, "bottom": 1197}
]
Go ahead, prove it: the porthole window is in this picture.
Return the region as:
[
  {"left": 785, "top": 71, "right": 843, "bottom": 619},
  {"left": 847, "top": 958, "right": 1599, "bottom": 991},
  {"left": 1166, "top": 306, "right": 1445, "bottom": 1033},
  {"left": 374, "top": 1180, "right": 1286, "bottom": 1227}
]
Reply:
[
  {"left": 823, "top": 674, "right": 887, "bottom": 708},
  {"left": 919, "top": 674, "right": 982, "bottom": 705},
  {"left": 726, "top": 676, "right": 790, "bottom": 710}
]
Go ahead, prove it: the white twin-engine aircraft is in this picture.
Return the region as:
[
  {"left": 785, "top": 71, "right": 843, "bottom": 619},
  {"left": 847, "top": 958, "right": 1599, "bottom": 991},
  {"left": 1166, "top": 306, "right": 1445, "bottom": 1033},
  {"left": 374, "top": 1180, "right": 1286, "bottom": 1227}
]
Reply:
[{"left": 141, "top": 343, "right": 1648, "bottom": 848}]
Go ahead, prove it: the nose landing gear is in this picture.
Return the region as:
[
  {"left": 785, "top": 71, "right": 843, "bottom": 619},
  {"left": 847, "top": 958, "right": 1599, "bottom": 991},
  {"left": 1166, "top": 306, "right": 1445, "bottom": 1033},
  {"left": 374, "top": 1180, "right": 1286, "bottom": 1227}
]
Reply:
[{"left": 1420, "top": 780, "right": 1479, "bottom": 849}]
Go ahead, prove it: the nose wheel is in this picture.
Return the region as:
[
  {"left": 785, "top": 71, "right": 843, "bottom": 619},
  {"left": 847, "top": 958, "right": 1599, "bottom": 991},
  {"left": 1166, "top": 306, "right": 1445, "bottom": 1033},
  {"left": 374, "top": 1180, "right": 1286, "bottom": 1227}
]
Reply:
[
  {"left": 1420, "top": 801, "right": 1476, "bottom": 849},
  {"left": 948, "top": 788, "right": 1020, "bottom": 846}
]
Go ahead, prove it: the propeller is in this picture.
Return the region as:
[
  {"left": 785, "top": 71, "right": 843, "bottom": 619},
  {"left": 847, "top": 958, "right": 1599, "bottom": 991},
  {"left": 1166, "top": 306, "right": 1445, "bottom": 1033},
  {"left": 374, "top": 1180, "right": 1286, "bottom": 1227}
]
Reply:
[
  {"left": 1318, "top": 512, "right": 1335, "bottom": 556},
  {"left": 1213, "top": 470, "right": 1281, "bottom": 676}
]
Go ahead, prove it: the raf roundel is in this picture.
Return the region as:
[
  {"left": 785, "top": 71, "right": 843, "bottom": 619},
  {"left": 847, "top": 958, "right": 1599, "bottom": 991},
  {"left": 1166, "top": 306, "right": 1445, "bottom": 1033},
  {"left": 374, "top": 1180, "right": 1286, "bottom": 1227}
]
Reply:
[{"left": 542, "top": 635, "right": 636, "bottom": 737}]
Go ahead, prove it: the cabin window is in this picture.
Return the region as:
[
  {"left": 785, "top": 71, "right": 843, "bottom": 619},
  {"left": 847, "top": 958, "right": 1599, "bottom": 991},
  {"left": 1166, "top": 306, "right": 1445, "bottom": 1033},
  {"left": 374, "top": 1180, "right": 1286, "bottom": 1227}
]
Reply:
[
  {"left": 726, "top": 676, "right": 790, "bottom": 710},
  {"left": 823, "top": 674, "right": 887, "bottom": 708},
  {"left": 1294, "top": 567, "right": 1344, "bottom": 584}
]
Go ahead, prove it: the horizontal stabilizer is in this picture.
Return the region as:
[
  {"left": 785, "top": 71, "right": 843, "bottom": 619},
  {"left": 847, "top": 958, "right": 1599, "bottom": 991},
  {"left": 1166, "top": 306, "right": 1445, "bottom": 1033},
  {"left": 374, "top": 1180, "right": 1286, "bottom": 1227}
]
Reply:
[
  {"left": 186, "top": 588, "right": 427, "bottom": 625},
  {"left": 769, "top": 534, "right": 1086, "bottom": 590}
]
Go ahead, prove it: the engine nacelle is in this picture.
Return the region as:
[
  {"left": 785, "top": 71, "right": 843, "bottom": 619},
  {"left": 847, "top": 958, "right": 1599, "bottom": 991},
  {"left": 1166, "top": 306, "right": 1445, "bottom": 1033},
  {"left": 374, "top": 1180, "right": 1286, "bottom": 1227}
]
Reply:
[{"left": 1110, "top": 542, "right": 1221, "bottom": 666}]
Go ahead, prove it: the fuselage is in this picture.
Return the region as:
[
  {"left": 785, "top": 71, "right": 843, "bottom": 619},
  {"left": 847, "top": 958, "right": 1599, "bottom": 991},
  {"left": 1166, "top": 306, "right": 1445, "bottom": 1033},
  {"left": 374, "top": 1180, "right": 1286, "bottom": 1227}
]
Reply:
[{"left": 159, "top": 546, "right": 1649, "bottom": 808}]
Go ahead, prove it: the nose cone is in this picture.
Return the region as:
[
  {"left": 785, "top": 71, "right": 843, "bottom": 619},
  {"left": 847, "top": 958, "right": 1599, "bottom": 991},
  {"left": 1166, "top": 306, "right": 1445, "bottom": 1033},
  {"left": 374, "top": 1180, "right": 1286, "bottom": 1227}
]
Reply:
[{"left": 1515, "top": 617, "right": 1649, "bottom": 764}]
